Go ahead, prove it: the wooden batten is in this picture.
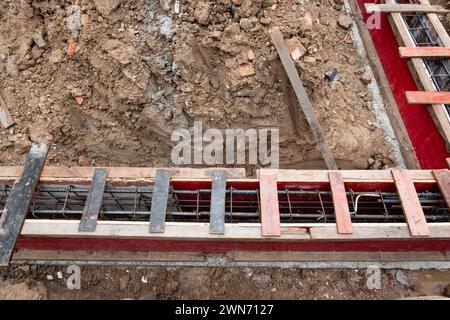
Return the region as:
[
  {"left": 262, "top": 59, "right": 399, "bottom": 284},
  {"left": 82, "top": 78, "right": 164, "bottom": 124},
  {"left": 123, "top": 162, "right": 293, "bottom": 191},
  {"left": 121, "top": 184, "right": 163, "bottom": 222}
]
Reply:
[
  {"left": 329, "top": 172, "right": 353, "bottom": 234},
  {"left": 259, "top": 170, "right": 281, "bottom": 237},
  {"left": 399, "top": 47, "right": 450, "bottom": 58},
  {"left": 0, "top": 166, "right": 246, "bottom": 185},
  {"left": 257, "top": 169, "right": 437, "bottom": 183},
  {"left": 406, "top": 91, "right": 450, "bottom": 105},
  {"left": 18, "top": 221, "right": 450, "bottom": 241},
  {"left": 392, "top": 170, "right": 430, "bottom": 237},
  {"left": 365, "top": 3, "right": 448, "bottom": 14}
]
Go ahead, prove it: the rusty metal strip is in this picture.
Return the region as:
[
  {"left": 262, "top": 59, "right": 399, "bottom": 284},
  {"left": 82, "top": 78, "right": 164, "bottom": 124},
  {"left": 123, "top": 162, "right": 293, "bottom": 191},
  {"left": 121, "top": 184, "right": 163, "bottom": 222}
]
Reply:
[
  {"left": 209, "top": 170, "right": 227, "bottom": 235},
  {"left": 78, "top": 168, "right": 109, "bottom": 232},
  {"left": 0, "top": 143, "right": 49, "bottom": 266},
  {"left": 149, "top": 169, "right": 171, "bottom": 233}
]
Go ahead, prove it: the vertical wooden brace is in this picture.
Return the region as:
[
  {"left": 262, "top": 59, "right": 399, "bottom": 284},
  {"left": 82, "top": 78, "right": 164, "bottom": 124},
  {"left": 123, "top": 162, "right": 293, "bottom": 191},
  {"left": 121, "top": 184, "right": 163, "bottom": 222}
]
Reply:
[
  {"left": 259, "top": 170, "right": 281, "bottom": 237},
  {"left": 392, "top": 170, "right": 430, "bottom": 237},
  {"left": 329, "top": 171, "right": 353, "bottom": 234}
]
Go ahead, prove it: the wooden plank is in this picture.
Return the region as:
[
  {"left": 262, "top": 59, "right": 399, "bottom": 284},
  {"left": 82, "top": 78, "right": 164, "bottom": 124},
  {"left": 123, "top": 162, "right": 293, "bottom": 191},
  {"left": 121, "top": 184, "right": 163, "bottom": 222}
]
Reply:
[
  {"left": 0, "top": 166, "right": 246, "bottom": 185},
  {"left": 365, "top": 3, "right": 448, "bottom": 13},
  {"left": 17, "top": 220, "right": 450, "bottom": 241},
  {"left": 209, "top": 170, "right": 227, "bottom": 235},
  {"left": 432, "top": 170, "right": 450, "bottom": 210},
  {"left": 12, "top": 249, "right": 206, "bottom": 262},
  {"left": 259, "top": 169, "right": 281, "bottom": 237},
  {"left": 0, "top": 167, "right": 439, "bottom": 184},
  {"left": 0, "top": 143, "right": 49, "bottom": 266},
  {"left": 230, "top": 250, "right": 450, "bottom": 262},
  {"left": 269, "top": 27, "right": 337, "bottom": 170},
  {"left": 0, "top": 94, "right": 14, "bottom": 129},
  {"left": 406, "top": 91, "right": 450, "bottom": 105},
  {"left": 260, "top": 169, "right": 436, "bottom": 183},
  {"left": 149, "top": 169, "right": 171, "bottom": 233},
  {"left": 349, "top": 0, "right": 420, "bottom": 169},
  {"left": 20, "top": 220, "right": 309, "bottom": 240},
  {"left": 386, "top": 0, "right": 450, "bottom": 145},
  {"left": 329, "top": 171, "right": 353, "bottom": 234},
  {"left": 78, "top": 168, "right": 108, "bottom": 232},
  {"left": 12, "top": 249, "right": 450, "bottom": 263},
  {"left": 399, "top": 47, "right": 450, "bottom": 58},
  {"left": 309, "top": 223, "right": 450, "bottom": 240},
  {"left": 392, "top": 170, "right": 430, "bottom": 237}
]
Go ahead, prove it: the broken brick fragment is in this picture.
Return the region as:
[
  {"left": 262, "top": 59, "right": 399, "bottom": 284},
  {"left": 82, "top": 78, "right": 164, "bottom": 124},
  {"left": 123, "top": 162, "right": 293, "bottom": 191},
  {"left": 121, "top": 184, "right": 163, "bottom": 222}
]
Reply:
[
  {"left": 239, "top": 63, "right": 255, "bottom": 78},
  {"left": 285, "top": 37, "right": 306, "bottom": 61},
  {"left": 78, "top": 154, "right": 90, "bottom": 166},
  {"left": 67, "top": 40, "right": 78, "bottom": 57},
  {"left": 75, "top": 96, "right": 84, "bottom": 105}
]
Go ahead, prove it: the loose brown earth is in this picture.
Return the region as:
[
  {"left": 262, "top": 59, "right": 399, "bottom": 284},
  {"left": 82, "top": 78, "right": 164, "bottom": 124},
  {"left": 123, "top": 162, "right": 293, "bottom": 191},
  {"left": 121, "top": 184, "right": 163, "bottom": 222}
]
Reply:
[
  {"left": 0, "top": 0, "right": 448, "bottom": 300},
  {"left": 1, "top": 265, "right": 450, "bottom": 300},
  {"left": 0, "top": 0, "right": 393, "bottom": 171}
]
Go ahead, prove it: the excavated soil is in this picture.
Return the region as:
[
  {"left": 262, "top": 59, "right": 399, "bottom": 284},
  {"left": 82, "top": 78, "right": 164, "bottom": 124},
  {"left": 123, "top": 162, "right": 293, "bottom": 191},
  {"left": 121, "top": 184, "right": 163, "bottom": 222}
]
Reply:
[
  {"left": 0, "top": 265, "right": 450, "bottom": 300},
  {"left": 0, "top": 0, "right": 394, "bottom": 171}
]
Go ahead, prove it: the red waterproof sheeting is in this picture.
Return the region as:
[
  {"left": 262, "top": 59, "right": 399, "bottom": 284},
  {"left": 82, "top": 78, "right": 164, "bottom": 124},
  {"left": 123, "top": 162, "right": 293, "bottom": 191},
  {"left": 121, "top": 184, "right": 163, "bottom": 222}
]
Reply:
[{"left": 357, "top": 0, "right": 449, "bottom": 169}]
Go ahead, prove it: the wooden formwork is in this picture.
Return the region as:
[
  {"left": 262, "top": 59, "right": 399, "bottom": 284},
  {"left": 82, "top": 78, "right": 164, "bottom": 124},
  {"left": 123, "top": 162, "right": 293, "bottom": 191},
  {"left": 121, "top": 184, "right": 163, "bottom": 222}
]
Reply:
[
  {"left": 355, "top": 0, "right": 450, "bottom": 169},
  {"left": 0, "top": 144, "right": 450, "bottom": 265}
]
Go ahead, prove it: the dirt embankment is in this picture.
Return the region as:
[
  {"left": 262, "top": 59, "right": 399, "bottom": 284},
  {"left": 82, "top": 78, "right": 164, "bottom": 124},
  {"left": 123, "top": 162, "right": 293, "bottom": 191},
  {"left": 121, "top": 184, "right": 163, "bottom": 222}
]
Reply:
[{"left": 0, "top": 0, "right": 393, "bottom": 171}]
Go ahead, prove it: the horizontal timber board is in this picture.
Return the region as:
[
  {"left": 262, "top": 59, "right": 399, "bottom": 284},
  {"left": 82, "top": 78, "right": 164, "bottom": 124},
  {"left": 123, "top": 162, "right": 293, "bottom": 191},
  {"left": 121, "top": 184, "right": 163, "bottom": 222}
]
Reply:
[
  {"left": 365, "top": 3, "right": 448, "bottom": 13},
  {"left": 11, "top": 250, "right": 450, "bottom": 263},
  {"left": 0, "top": 168, "right": 440, "bottom": 184},
  {"left": 20, "top": 220, "right": 310, "bottom": 241},
  {"left": 229, "top": 250, "right": 450, "bottom": 262},
  {"left": 309, "top": 223, "right": 450, "bottom": 240},
  {"left": 0, "top": 166, "right": 246, "bottom": 184},
  {"left": 406, "top": 91, "right": 450, "bottom": 105},
  {"left": 12, "top": 249, "right": 206, "bottom": 262},
  {"left": 19, "top": 221, "right": 450, "bottom": 241},
  {"left": 257, "top": 169, "right": 437, "bottom": 182},
  {"left": 399, "top": 47, "right": 450, "bottom": 58}
]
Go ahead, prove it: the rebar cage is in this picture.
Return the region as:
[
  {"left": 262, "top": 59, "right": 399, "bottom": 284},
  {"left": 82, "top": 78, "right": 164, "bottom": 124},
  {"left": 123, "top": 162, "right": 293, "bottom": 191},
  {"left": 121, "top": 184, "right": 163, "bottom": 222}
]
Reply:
[{"left": 0, "top": 184, "right": 448, "bottom": 224}]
